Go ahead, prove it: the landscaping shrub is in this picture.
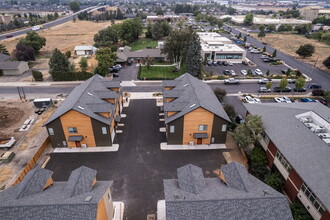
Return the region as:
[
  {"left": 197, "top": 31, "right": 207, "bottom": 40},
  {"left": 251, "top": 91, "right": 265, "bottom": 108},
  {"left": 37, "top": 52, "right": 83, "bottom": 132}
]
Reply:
[
  {"left": 249, "top": 145, "right": 268, "bottom": 180},
  {"left": 214, "top": 88, "right": 227, "bottom": 102},
  {"left": 290, "top": 200, "right": 313, "bottom": 220},
  {"left": 263, "top": 172, "right": 284, "bottom": 192},
  {"left": 32, "top": 70, "right": 43, "bottom": 81}
]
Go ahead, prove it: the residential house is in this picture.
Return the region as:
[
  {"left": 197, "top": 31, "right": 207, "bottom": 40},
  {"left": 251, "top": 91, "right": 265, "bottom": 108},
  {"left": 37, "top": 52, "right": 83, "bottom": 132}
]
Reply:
[
  {"left": 0, "top": 61, "right": 29, "bottom": 76},
  {"left": 0, "top": 15, "right": 13, "bottom": 24},
  {"left": 300, "top": 6, "right": 330, "bottom": 21},
  {"left": 244, "top": 103, "right": 330, "bottom": 220},
  {"left": 0, "top": 166, "right": 116, "bottom": 220},
  {"left": 74, "top": 46, "right": 98, "bottom": 56},
  {"left": 162, "top": 73, "right": 230, "bottom": 145},
  {"left": 116, "top": 47, "right": 166, "bottom": 64},
  {"left": 44, "top": 74, "right": 122, "bottom": 148},
  {"left": 161, "top": 162, "right": 293, "bottom": 220},
  {"left": 0, "top": 53, "right": 11, "bottom": 62}
]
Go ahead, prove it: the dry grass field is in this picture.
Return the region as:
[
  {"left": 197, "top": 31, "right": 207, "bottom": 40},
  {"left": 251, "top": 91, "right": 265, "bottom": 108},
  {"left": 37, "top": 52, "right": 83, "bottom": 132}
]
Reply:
[
  {"left": 2, "top": 20, "right": 118, "bottom": 54},
  {"left": 253, "top": 33, "right": 330, "bottom": 73}
]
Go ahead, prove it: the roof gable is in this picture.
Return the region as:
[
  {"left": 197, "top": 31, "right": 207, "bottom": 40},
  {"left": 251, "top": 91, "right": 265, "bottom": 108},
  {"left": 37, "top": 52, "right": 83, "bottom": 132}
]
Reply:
[
  {"left": 177, "top": 164, "right": 206, "bottom": 194},
  {"left": 65, "top": 166, "right": 97, "bottom": 197}
]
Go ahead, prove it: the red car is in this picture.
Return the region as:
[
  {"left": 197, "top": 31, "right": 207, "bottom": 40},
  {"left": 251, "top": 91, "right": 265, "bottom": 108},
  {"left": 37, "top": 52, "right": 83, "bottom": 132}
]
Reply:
[
  {"left": 5, "top": 34, "right": 13, "bottom": 38},
  {"left": 314, "top": 97, "right": 328, "bottom": 105}
]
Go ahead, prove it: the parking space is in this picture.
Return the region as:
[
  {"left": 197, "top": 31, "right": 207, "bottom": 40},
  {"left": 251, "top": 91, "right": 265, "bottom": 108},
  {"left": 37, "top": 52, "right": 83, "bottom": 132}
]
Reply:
[{"left": 45, "top": 99, "right": 226, "bottom": 220}]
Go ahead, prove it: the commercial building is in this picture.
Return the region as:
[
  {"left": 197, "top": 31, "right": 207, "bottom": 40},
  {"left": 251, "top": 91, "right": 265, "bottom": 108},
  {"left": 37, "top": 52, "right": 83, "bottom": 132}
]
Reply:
[
  {"left": 244, "top": 103, "right": 330, "bottom": 220},
  {"left": 0, "top": 166, "right": 117, "bottom": 220},
  {"left": 220, "top": 15, "right": 311, "bottom": 25},
  {"left": 300, "top": 6, "right": 330, "bottom": 21},
  {"left": 161, "top": 162, "right": 293, "bottom": 220},
  {"left": 162, "top": 73, "right": 230, "bottom": 145},
  {"left": 44, "top": 74, "right": 122, "bottom": 148},
  {"left": 197, "top": 32, "right": 247, "bottom": 63}
]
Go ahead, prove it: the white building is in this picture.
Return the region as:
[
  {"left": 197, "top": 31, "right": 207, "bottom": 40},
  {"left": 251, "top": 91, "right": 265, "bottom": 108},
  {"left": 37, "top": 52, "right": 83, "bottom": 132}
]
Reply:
[
  {"left": 197, "top": 32, "right": 246, "bottom": 63},
  {"left": 73, "top": 46, "right": 98, "bottom": 56}
]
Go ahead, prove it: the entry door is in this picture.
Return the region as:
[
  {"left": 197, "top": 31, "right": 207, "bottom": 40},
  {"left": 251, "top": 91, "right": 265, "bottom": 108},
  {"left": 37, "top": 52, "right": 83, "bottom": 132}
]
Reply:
[
  {"left": 75, "top": 141, "right": 81, "bottom": 147},
  {"left": 197, "top": 138, "right": 202, "bottom": 145}
]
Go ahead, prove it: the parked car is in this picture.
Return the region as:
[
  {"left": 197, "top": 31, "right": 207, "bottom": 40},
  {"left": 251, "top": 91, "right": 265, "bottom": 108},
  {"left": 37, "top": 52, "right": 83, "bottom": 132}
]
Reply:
[
  {"left": 250, "top": 50, "right": 261, "bottom": 54},
  {"left": 113, "top": 73, "right": 119, "bottom": 77},
  {"left": 223, "top": 70, "right": 231, "bottom": 75},
  {"left": 274, "top": 97, "right": 285, "bottom": 103},
  {"left": 273, "top": 87, "right": 292, "bottom": 92},
  {"left": 242, "top": 60, "right": 248, "bottom": 65},
  {"left": 207, "top": 61, "right": 213, "bottom": 66},
  {"left": 262, "top": 58, "right": 276, "bottom": 62},
  {"left": 254, "top": 69, "right": 263, "bottom": 76},
  {"left": 258, "top": 78, "right": 271, "bottom": 84},
  {"left": 236, "top": 115, "right": 245, "bottom": 124},
  {"left": 245, "top": 96, "right": 255, "bottom": 103},
  {"left": 253, "top": 98, "right": 262, "bottom": 103},
  {"left": 262, "top": 42, "right": 267, "bottom": 45},
  {"left": 241, "top": 70, "right": 247, "bottom": 76},
  {"left": 224, "top": 78, "right": 240, "bottom": 85},
  {"left": 222, "top": 61, "right": 229, "bottom": 66},
  {"left": 217, "top": 61, "right": 222, "bottom": 65},
  {"left": 314, "top": 97, "right": 327, "bottom": 105},
  {"left": 312, "top": 89, "right": 324, "bottom": 96},
  {"left": 260, "top": 55, "right": 269, "bottom": 59},
  {"left": 259, "top": 87, "right": 271, "bottom": 93},
  {"left": 228, "top": 62, "right": 233, "bottom": 66},
  {"left": 288, "top": 79, "right": 296, "bottom": 84},
  {"left": 229, "top": 70, "right": 236, "bottom": 76},
  {"left": 294, "top": 87, "right": 307, "bottom": 92},
  {"left": 114, "top": 64, "right": 122, "bottom": 69},
  {"left": 5, "top": 34, "right": 13, "bottom": 38},
  {"left": 300, "top": 98, "right": 315, "bottom": 102},
  {"left": 35, "top": 108, "right": 45, "bottom": 115},
  {"left": 212, "top": 61, "right": 218, "bottom": 66},
  {"left": 282, "top": 96, "right": 292, "bottom": 103},
  {"left": 309, "top": 83, "right": 322, "bottom": 89}
]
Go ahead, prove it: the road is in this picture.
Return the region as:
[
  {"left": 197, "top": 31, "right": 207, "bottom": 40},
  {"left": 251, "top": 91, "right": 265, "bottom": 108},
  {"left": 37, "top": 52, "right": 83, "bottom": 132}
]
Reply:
[
  {"left": 223, "top": 25, "right": 330, "bottom": 89},
  {"left": 0, "top": 6, "right": 97, "bottom": 41}
]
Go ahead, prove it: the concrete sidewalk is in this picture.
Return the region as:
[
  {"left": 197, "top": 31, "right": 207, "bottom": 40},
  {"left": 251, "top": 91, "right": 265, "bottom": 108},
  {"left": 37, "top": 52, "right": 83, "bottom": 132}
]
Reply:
[
  {"left": 160, "top": 142, "right": 227, "bottom": 150},
  {"left": 223, "top": 134, "right": 248, "bottom": 168},
  {"left": 53, "top": 144, "right": 119, "bottom": 153}
]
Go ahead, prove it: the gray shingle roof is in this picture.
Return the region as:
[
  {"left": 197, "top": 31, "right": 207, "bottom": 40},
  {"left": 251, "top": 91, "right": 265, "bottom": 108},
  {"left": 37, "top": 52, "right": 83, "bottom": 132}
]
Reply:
[
  {"left": 16, "top": 166, "right": 53, "bottom": 199},
  {"left": 117, "top": 48, "right": 166, "bottom": 59},
  {"left": 65, "top": 166, "right": 97, "bottom": 197},
  {"left": 177, "top": 164, "right": 206, "bottom": 194},
  {"left": 222, "top": 162, "right": 252, "bottom": 192},
  {"left": 44, "top": 74, "right": 121, "bottom": 126},
  {"left": 164, "top": 162, "right": 293, "bottom": 220},
  {"left": 0, "top": 166, "right": 112, "bottom": 220},
  {"left": 244, "top": 102, "right": 330, "bottom": 211},
  {"left": 0, "top": 53, "right": 10, "bottom": 62},
  {"left": 163, "top": 73, "right": 230, "bottom": 124},
  {"left": 0, "top": 61, "right": 25, "bottom": 70}
]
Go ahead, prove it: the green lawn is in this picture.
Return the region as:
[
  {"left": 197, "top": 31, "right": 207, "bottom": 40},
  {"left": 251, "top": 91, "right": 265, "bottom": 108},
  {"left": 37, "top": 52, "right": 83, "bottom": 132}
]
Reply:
[
  {"left": 140, "top": 65, "right": 186, "bottom": 80},
  {"left": 129, "top": 38, "right": 158, "bottom": 51}
]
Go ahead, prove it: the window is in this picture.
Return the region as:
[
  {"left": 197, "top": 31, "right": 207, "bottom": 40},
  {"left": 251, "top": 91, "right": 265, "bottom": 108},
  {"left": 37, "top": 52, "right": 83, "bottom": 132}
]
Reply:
[
  {"left": 48, "top": 128, "right": 54, "bottom": 136},
  {"left": 68, "top": 127, "right": 77, "bottom": 133},
  {"left": 198, "top": 125, "right": 208, "bottom": 131},
  {"left": 102, "top": 127, "right": 107, "bottom": 135},
  {"left": 107, "top": 192, "right": 111, "bottom": 202},
  {"left": 215, "top": 53, "right": 243, "bottom": 60},
  {"left": 275, "top": 151, "right": 292, "bottom": 172},
  {"left": 221, "top": 124, "right": 227, "bottom": 132},
  {"left": 170, "top": 125, "right": 175, "bottom": 133},
  {"left": 300, "top": 183, "right": 326, "bottom": 215}
]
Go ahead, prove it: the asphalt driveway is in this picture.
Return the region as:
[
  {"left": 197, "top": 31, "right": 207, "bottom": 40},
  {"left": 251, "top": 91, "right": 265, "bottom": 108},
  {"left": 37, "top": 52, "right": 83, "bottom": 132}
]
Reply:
[{"left": 46, "top": 99, "right": 226, "bottom": 220}]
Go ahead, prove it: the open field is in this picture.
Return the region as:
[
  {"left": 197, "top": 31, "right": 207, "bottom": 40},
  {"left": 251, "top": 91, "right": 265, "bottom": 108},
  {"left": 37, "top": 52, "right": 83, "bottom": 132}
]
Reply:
[
  {"left": 140, "top": 65, "right": 186, "bottom": 80},
  {"left": 129, "top": 38, "right": 158, "bottom": 51},
  {"left": 2, "top": 20, "right": 119, "bottom": 54},
  {"left": 252, "top": 33, "right": 330, "bottom": 73}
]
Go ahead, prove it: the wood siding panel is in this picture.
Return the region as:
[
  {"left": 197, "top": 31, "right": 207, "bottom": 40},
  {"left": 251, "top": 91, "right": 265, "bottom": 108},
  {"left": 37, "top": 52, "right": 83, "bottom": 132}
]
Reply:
[
  {"left": 91, "top": 118, "right": 112, "bottom": 146},
  {"left": 60, "top": 110, "right": 96, "bottom": 147},
  {"left": 166, "top": 98, "right": 175, "bottom": 102},
  {"left": 266, "top": 149, "right": 275, "bottom": 169},
  {"left": 284, "top": 179, "right": 299, "bottom": 201},
  {"left": 97, "top": 198, "right": 108, "bottom": 220},
  {"left": 99, "top": 112, "right": 110, "bottom": 118},
  {"left": 183, "top": 107, "right": 214, "bottom": 145},
  {"left": 106, "top": 99, "right": 115, "bottom": 104},
  {"left": 167, "top": 111, "right": 177, "bottom": 117},
  {"left": 288, "top": 168, "right": 303, "bottom": 190},
  {"left": 321, "top": 211, "right": 330, "bottom": 220},
  {"left": 268, "top": 140, "right": 278, "bottom": 156},
  {"left": 46, "top": 118, "right": 66, "bottom": 148},
  {"left": 211, "top": 115, "right": 227, "bottom": 144},
  {"left": 110, "top": 88, "right": 119, "bottom": 92},
  {"left": 164, "top": 87, "right": 173, "bottom": 90},
  {"left": 167, "top": 117, "right": 184, "bottom": 145}
]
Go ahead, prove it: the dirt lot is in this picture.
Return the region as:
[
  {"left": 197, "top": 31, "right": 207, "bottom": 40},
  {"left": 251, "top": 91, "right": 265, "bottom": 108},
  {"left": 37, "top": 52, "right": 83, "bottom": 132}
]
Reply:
[
  {"left": 3, "top": 20, "right": 117, "bottom": 54},
  {"left": 252, "top": 33, "right": 330, "bottom": 73}
]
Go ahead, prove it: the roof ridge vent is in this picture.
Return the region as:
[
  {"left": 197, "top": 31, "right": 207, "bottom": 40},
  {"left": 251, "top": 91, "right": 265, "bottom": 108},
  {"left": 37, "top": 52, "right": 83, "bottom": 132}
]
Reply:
[
  {"left": 78, "top": 106, "right": 84, "bottom": 110},
  {"left": 87, "top": 92, "right": 93, "bottom": 96},
  {"left": 190, "top": 104, "right": 196, "bottom": 108},
  {"left": 183, "top": 84, "right": 189, "bottom": 87},
  {"left": 98, "top": 75, "right": 103, "bottom": 79}
]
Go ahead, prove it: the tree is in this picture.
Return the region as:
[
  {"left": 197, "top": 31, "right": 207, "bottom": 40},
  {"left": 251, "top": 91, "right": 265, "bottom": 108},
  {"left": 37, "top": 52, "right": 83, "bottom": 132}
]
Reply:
[
  {"left": 295, "top": 77, "right": 306, "bottom": 90},
  {"left": 151, "top": 20, "right": 172, "bottom": 40},
  {"left": 32, "top": 70, "right": 43, "bottom": 81},
  {"left": 244, "top": 13, "right": 254, "bottom": 26},
  {"left": 233, "top": 124, "right": 254, "bottom": 151},
  {"left": 290, "top": 201, "right": 313, "bottom": 220},
  {"left": 69, "top": 1, "right": 80, "bottom": 12},
  {"left": 94, "top": 26, "right": 119, "bottom": 48},
  {"left": 237, "top": 32, "right": 242, "bottom": 39},
  {"left": 258, "top": 25, "right": 265, "bottom": 31},
  {"left": 323, "top": 55, "right": 330, "bottom": 68},
  {"left": 266, "top": 81, "right": 272, "bottom": 90},
  {"left": 94, "top": 48, "right": 117, "bottom": 76},
  {"left": 295, "top": 24, "right": 312, "bottom": 35},
  {"left": 79, "top": 57, "right": 88, "bottom": 72},
  {"left": 243, "top": 36, "right": 247, "bottom": 42},
  {"left": 116, "top": 8, "right": 123, "bottom": 20},
  {"left": 19, "top": 31, "right": 46, "bottom": 52},
  {"left": 65, "top": 51, "right": 71, "bottom": 58},
  {"left": 214, "top": 88, "right": 227, "bottom": 102},
  {"left": 296, "top": 44, "right": 315, "bottom": 58},
  {"left": 117, "top": 18, "right": 143, "bottom": 43},
  {"left": 267, "top": 24, "right": 276, "bottom": 32},
  {"left": 249, "top": 145, "right": 268, "bottom": 179},
  {"left": 54, "top": 12, "right": 59, "bottom": 19},
  {"left": 263, "top": 172, "right": 284, "bottom": 192},
  {"left": 245, "top": 115, "right": 263, "bottom": 139},
  {"left": 186, "top": 31, "right": 201, "bottom": 77},
  {"left": 258, "top": 30, "right": 266, "bottom": 39},
  {"left": 324, "top": 90, "right": 330, "bottom": 104},
  {"left": 14, "top": 43, "right": 35, "bottom": 61},
  {"left": 143, "top": 55, "right": 153, "bottom": 70},
  {"left": 145, "top": 24, "right": 153, "bottom": 39},
  {"left": 224, "top": 104, "right": 236, "bottom": 120},
  {"left": 279, "top": 78, "right": 288, "bottom": 91},
  {"left": 262, "top": 46, "right": 266, "bottom": 52},
  {"left": 155, "top": 7, "right": 164, "bottom": 16},
  {"left": 49, "top": 48, "right": 72, "bottom": 76},
  {"left": 272, "top": 49, "right": 277, "bottom": 57},
  {"left": 0, "top": 43, "right": 9, "bottom": 55},
  {"left": 266, "top": 69, "right": 270, "bottom": 76},
  {"left": 161, "top": 28, "right": 192, "bottom": 69}
]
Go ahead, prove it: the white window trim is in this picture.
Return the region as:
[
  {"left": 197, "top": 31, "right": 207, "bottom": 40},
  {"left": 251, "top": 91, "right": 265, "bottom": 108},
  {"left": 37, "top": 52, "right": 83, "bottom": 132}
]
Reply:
[
  {"left": 48, "top": 128, "right": 54, "bottom": 136},
  {"left": 169, "top": 125, "right": 175, "bottom": 133},
  {"left": 102, "top": 127, "right": 107, "bottom": 135}
]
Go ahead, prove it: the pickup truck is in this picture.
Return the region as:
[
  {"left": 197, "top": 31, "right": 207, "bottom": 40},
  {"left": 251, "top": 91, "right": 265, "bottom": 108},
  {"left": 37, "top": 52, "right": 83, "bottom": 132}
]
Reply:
[
  {"left": 224, "top": 78, "right": 240, "bottom": 85},
  {"left": 0, "top": 137, "right": 16, "bottom": 150}
]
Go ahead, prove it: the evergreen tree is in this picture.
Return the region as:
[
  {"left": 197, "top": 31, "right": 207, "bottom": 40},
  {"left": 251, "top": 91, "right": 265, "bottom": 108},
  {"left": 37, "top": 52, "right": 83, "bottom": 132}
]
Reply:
[
  {"left": 186, "top": 32, "right": 201, "bottom": 77},
  {"left": 49, "top": 48, "right": 72, "bottom": 76},
  {"left": 0, "top": 43, "right": 10, "bottom": 55},
  {"left": 258, "top": 30, "right": 266, "bottom": 38},
  {"left": 243, "top": 36, "right": 247, "bottom": 42},
  {"left": 272, "top": 49, "right": 277, "bottom": 57},
  {"left": 94, "top": 48, "right": 117, "bottom": 76},
  {"left": 323, "top": 55, "right": 330, "bottom": 69},
  {"left": 116, "top": 8, "right": 123, "bottom": 19},
  {"left": 79, "top": 57, "right": 88, "bottom": 72}
]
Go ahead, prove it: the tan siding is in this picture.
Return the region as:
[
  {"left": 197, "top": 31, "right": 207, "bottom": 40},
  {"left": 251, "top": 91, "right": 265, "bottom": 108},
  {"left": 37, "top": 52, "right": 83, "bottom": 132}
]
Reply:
[
  {"left": 99, "top": 112, "right": 110, "bottom": 118},
  {"left": 96, "top": 198, "right": 108, "bottom": 220},
  {"left": 105, "top": 98, "right": 115, "bottom": 104},
  {"left": 167, "top": 111, "right": 177, "bottom": 117},
  {"left": 110, "top": 88, "right": 119, "bottom": 92},
  {"left": 166, "top": 98, "right": 175, "bottom": 102},
  {"left": 164, "top": 87, "right": 173, "bottom": 90},
  {"left": 182, "top": 107, "right": 214, "bottom": 145},
  {"left": 60, "top": 110, "right": 96, "bottom": 147},
  {"left": 43, "top": 177, "right": 53, "bottom": 190}
]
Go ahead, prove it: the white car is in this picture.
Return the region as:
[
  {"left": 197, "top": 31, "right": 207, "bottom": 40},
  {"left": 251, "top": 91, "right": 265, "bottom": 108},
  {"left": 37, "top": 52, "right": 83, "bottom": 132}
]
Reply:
[
  {"left": 258, "top": 78, "right": 270, "bottom": 84},
  {"left": 230, "top": 70, "right": 236, "bottom": 76},
  {"left": 282, "top": 96, "right": 292, "bottom": 103},
  {"left": 254, "top": 69, "right": 263, "bottom": 76},
  {"left": 228, "top": 62, "right": 233, "bottom": 66},
  {"left": 241, "top": 70, "right": 247, "bottom": 76},
  {"left": 274, "top": 97, "right": 285, "bottom": 103},
  {"left": 253, "top": 98, "right": 262, "bottom": 103},
  {"left": 245, "top": 96, "right": 255, "bottom": 103}
]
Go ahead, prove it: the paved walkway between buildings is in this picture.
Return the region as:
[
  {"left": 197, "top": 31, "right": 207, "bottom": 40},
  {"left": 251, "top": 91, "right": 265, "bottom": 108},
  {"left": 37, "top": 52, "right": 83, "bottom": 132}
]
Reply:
[
  {"left": 160, "top": 142, "right": 227, "bottom": 150},
  {"left": 53, "top": 144, "right": 119, "bottom": 153},
  {"left": 223, "top": 134, "right": 248, "bottom": 168}
]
